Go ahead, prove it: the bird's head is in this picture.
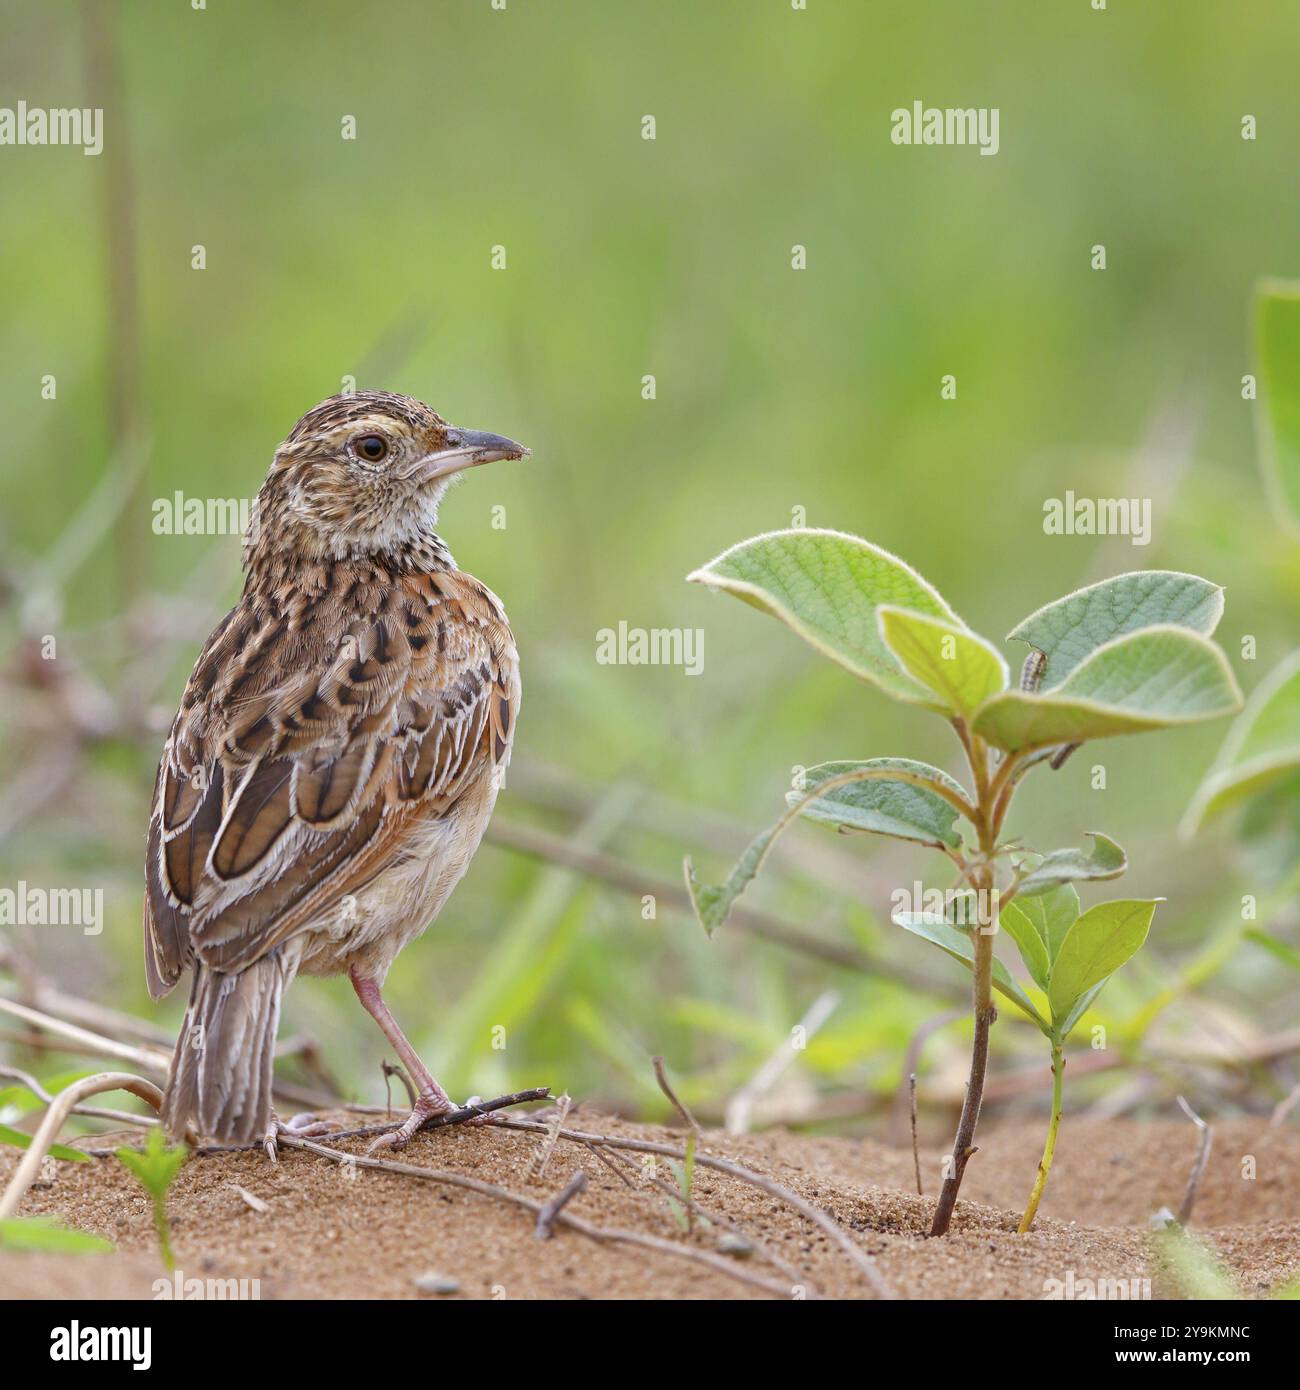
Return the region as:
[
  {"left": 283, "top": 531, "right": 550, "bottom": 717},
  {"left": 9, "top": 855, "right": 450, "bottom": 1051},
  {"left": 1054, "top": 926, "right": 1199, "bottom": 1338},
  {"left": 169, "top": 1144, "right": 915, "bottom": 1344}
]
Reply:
[{"left": 249, "top": 390, "right": 528, "bottom": 567}]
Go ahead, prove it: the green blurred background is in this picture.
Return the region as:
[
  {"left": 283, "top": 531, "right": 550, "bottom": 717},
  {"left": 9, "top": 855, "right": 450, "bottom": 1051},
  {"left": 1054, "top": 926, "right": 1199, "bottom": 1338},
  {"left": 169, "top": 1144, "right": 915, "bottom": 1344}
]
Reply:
[{"left": 2, "top": 0, "right": 1298, "bottom": 1131}]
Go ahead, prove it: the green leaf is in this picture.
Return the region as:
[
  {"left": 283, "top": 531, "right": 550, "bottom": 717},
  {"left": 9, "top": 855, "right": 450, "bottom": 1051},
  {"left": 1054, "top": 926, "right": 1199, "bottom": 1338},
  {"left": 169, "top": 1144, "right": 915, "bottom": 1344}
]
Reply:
[
  {"left": 1007, "top": 571, "right": 1224, "bottom": 689},
  {"left": 0, "top": 1124, "right": 89, "bottom": 1162},
  {"left": 997, "top": 901, "right": 1052, "bottom": 991},
  {"left": 684, "top": 825, "right": 779, "bottom": 937},
  {"left": 687, "top": 761, "right": 966, "bottom": 935},
  {"left": 787, "top": 758, "right": 967, "bottom": 849},
  {"left": 1182, "top": 649, "right": 1300, "bottom": 834},
  {"left": 1053, "top": 979, "right": 1108, "bottom": 1041},
  {"left": 115, "top": 1126, "right": 187, "bottom": 1201},
  {"left": 0, "top": 1216, "right": 113, "bottom": 1254},
  {"left": 1255, "top": 278, "right": 1300, "bottom": 534},
  {"left": 1244, "top": 927, "right": 1300, "bottom": 974},
  {"left": 1048, "top": 899, "right": 1160, "bottom": 1029},
  {"left": 687, "top": 529, "right": 960, "bottom": 703},
  {"left": 973, "top": 626, "right": 1243, "bottom": 753},
  {"left": 893, "top": 911, "right": 1049, "bottom": 1030},
  {"left": 877, "top": 606, "right": 1008, "bottom": 719},
  {"left": 1005, "top": 882, "right": 1081, "bottom": 966},
  {"left": 1015, "top": 832, "right": 1127, "bottom": 897}
]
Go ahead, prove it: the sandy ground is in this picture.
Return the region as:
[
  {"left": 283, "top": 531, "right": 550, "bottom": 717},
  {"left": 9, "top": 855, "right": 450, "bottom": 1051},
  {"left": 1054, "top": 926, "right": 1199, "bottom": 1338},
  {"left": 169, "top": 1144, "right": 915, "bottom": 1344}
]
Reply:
[{"left": 2, "top": 1108, "right": 1298, "bottom": 1300}]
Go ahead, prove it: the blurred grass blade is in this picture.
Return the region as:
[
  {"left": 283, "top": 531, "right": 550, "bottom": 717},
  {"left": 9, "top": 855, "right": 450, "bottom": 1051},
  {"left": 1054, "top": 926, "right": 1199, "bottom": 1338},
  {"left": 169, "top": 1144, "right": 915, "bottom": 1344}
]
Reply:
[{"left": 1255, "top": 277, "right": 1300, "bottom": 534}]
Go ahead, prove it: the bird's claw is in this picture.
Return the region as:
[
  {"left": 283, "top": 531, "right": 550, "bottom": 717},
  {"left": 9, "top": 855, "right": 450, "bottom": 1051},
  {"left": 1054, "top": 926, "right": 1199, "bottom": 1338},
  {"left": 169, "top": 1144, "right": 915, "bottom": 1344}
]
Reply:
[
  {"left": 263, "top": 1111, "right": 339, "bottom": 1163},
  {"left": 365, "top": 1092, "right": 493, "bottom": 1155}
]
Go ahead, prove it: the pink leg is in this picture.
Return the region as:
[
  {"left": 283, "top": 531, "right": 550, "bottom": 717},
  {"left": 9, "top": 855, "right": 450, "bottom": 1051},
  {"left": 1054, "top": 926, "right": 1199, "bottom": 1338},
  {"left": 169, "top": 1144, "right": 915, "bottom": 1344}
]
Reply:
[{"left": 349, "top": 967, "right": 456, "bottom": 1151}]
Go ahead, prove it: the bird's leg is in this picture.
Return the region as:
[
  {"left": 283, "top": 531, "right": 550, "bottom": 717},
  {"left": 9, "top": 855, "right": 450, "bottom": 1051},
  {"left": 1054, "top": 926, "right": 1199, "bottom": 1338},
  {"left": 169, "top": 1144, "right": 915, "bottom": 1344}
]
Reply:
[{"left": 349, "top": 967, "right": 457, "bottom": 1152}]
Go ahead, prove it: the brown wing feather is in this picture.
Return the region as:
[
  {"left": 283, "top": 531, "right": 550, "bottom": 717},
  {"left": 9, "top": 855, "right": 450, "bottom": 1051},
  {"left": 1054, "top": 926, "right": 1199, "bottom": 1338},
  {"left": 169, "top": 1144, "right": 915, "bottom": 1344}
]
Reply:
[{"left": 144, "top": 565, "right": 518, "bottom": 990}]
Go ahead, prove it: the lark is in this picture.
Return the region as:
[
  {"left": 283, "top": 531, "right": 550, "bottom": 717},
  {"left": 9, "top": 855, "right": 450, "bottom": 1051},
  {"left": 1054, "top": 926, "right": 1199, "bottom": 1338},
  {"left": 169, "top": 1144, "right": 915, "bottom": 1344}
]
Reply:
[{"left": 144, "top": 391, "right": 527, "bottom": 1155}]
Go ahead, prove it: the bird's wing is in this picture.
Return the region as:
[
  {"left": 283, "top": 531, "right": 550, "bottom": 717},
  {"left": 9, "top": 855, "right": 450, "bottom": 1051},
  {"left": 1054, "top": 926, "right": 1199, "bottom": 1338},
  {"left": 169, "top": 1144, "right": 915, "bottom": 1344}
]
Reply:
[{"left": 144, "top": 569, "right": 517, "bottom": 993}]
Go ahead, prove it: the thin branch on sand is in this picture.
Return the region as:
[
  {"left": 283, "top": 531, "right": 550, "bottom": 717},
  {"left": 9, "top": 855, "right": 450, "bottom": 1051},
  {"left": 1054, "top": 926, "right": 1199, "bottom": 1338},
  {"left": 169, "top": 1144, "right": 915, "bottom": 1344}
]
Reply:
[
  {"left": 528, "top": 1093, "right": 572, "bottom": 1179},
  {"left": 194, "top": 1088, "right": 552, "bottom": 1154},
  {"left": 279, "top": 1134, "right": 799, "bottom": 1300},
  {"left": 0, "top": 1065, "right": 161, "bottom": 1131},
  {"left": 0, "top": 1071, "right": 166, "bottom": 1221},
  {"left": 652, "top": 1056, "right": 701, "bottom": 1135},
  {"left": 494, "top": 1116, "right": 897, "bottom": 1299},
  {"left": 594, "top": 1141, "right": 820, "bottom": 1297},
  {"left": 1175, "top": 1095, "right": 1213, "bottom": 1225},
  {"left": 534, "top": 1170, "right": 587, "bottom": 1239}
]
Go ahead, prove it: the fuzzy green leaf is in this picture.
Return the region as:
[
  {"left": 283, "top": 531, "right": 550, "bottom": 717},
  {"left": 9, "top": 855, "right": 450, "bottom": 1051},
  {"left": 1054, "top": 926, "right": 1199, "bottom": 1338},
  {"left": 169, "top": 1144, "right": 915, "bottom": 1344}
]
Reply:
[
  {"left": 687, "top": 761, "right": 968, "bottom": 935},
  {"left": 1255, "top": 278, "right": 1300, "bottom": 534},
  {"left": 788, "top": 758, "right": 966, "bottom": 849},
  {"left": 1048, "top": 899, "right": 1160, "bottom": 1029},
  {"left": 1007, "top": 572, "right": 1224, "bottom": 689},
  {"left": 1182, "top": 650, "right": 1300, "bottom": 834},
  {"left": 973, "top": 626, "right": 1243, "bottom": 753},
  {"left": 1015, "top": 832, "right": 1127, "bottom": 897},
  {"left": 893, "top": 911, "right": 1049, "bottom": 1030},
  {"left": 877, "top": 606, "right": 1008, "bottom": 719},
  {"left": 687, "top": 529, "right": 959, "bottom": 704}
]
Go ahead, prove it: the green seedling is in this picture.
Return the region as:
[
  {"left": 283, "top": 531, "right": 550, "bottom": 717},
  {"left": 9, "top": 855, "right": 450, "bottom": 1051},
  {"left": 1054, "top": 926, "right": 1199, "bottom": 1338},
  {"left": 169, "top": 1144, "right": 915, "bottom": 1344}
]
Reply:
[
  {"left": 116, "top": 1125, "right": 187, "bottom": 1270},
  {"left": 683, "top": 529, "right": 1242, "bottom": 1234}
]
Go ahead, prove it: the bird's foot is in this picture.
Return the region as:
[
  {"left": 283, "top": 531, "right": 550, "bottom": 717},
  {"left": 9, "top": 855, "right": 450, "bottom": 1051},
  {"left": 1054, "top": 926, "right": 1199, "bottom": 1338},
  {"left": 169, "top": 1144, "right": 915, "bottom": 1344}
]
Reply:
[
  {"left": 263, "top": 1110, "right": 339, "bottom": 1163},
  {"left": 365, "top": 1084, "right": 499, "bottom": 1154}
]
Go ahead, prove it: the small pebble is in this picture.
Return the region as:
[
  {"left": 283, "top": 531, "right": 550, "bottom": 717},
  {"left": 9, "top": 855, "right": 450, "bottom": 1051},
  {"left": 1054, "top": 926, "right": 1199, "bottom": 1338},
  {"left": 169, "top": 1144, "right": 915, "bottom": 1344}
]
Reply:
[
  {"left": 415, "top": 1273, "right": 460, "bottom": 1294},
  {"left": 718, "top": 1234, "right": 754, "bottom": 1259}
]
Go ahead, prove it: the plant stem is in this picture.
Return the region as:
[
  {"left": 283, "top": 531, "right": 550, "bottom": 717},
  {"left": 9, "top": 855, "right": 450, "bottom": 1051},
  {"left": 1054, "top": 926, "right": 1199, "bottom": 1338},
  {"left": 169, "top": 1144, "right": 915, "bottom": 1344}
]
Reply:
[
  {"left": 1017, "top": 1045, "right": 1064, "bottom": 1233},
  {"left": 154, "top": 1196, "right": 175, "bottom": 1270},
  {"left": 930, "top": 729, "right": 1003, "bottom": 1239},
  {"left": 929, "top": 862, "right": 996, "bottom": 1237}
]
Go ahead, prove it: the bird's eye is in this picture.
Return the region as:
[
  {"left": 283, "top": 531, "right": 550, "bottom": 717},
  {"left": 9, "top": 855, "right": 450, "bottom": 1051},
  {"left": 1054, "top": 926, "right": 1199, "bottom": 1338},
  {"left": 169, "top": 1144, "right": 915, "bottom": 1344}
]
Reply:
[{"left": 354, "top": 434, "right": 388, "bottom": 463}]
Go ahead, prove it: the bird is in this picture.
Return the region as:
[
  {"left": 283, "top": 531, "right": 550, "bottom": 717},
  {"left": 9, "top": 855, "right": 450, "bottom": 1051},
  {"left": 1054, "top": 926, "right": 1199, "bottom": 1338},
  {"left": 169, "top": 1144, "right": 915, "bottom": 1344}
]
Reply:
[{"left": 143, "top": 390, "right": 528, "bottom": 1156}]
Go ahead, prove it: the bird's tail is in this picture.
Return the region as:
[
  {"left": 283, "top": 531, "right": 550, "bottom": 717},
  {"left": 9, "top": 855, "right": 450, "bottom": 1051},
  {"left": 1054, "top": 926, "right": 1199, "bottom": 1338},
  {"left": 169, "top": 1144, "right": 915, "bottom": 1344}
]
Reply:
[{"left": 162, "top": 954, "right": 293, "bottom": 1145}]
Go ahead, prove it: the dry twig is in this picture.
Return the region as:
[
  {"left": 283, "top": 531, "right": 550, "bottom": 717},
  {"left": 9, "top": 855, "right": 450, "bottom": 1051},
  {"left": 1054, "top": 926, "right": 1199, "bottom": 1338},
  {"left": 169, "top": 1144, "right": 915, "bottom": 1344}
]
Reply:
[
  {"left": 280, "top": 1134, "right": 798, "bottom": 1299},
  {"left": 534, "top": 1169, "right": 587, "bottom": 1239},
  {"left": 1175, "top": 1095, "right": 1213, "bottom": 1225}
]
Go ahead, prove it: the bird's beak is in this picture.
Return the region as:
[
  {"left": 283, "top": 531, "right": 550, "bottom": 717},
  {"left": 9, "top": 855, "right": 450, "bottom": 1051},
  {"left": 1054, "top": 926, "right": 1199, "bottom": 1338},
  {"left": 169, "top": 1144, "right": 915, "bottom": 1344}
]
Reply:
[{"left": 410, "top": 428, "right": 531, "bottom": 485}]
